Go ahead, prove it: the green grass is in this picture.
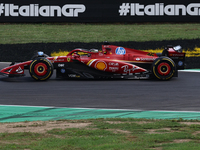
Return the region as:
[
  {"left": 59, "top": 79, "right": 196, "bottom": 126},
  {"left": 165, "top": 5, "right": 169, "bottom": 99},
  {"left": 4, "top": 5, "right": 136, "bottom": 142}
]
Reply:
[
  {"left": 1, "top": 118, "right": 200, "bottom": 150},
  {"left": 0, "top": 23, "right": 200, "bottom": 44}
]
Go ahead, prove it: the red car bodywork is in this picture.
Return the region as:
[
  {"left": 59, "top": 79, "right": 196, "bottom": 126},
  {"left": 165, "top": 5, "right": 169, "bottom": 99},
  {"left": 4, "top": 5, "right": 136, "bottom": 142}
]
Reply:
[{"left": 0, "top": 43, "right": 185, "bottom": 81}]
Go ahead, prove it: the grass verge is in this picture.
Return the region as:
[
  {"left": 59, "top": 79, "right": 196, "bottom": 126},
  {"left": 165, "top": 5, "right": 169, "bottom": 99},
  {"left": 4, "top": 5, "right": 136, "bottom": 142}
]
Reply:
[
  {"left": 0, "top": 118, "right": 200, "bottom": 150},
  {"left": 0, "top": 23, "right": 200, "bottom": 44}
]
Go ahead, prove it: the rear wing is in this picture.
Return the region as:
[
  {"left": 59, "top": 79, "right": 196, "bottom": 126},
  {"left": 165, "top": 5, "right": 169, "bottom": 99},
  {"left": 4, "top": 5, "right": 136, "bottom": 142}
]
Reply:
[{"left": 162, "top": 45, "right": 185, "bottom": 70}]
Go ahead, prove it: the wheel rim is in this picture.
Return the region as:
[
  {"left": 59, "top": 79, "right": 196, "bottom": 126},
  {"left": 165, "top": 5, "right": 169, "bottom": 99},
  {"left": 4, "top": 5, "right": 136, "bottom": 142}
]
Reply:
[
  {"left": 157, "top": 62, "right": 171, "bottom": 76},
  {"left": 34, "top": 63, "right": 48, "bottom": 76}
]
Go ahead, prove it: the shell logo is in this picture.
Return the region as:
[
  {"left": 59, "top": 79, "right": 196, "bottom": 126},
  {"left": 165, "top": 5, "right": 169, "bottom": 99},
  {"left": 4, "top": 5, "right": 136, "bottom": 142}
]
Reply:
[{"left": 95, "top": 61, "right": 107, "bottom": 71}]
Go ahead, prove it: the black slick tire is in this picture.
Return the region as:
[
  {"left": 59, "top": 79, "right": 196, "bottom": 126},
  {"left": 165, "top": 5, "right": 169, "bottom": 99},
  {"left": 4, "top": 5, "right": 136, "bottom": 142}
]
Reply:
[
  {"left": 29, "top": 57, "right": 53, "bottom": 81},
  {"left": 151, "top": 56, "right": 176, "bottom": 80}
]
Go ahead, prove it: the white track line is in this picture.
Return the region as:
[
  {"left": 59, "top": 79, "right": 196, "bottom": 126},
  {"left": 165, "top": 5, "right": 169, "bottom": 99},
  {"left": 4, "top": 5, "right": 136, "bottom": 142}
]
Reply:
[{"left": 179, "top": 70, "right": 200, "bottom": 73}]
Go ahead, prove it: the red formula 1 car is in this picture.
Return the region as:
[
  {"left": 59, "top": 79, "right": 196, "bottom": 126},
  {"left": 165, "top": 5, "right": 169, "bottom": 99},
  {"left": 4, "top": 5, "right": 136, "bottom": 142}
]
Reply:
[{"left": 0, "top": 42, "right": 185, "bottom": 81}]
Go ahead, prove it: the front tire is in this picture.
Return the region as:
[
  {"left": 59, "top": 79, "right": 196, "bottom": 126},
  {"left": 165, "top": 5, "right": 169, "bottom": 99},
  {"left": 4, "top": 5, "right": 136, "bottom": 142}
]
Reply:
[
  {"left": 29, "top": 58, "right": 53, "bottom": 81},
  {"left": 151, "top": 57, "right": 176, "bottom": 80}
]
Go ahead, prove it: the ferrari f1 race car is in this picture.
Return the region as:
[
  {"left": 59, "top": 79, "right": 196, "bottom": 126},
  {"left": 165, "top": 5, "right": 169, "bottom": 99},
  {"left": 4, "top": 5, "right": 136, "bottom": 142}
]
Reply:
[{"left": 0, "top": 42, "right": 185, "bottom": 81}]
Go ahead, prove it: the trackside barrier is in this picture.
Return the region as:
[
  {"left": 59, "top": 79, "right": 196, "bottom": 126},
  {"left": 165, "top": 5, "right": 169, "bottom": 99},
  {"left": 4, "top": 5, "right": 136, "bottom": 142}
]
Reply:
[{"left": 0, "top": 0, "right": 200, "bottom": 23}]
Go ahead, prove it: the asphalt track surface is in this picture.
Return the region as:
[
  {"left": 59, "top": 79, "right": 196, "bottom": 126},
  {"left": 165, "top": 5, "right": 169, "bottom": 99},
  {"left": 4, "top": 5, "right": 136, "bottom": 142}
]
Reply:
[{"left": 0, "top": 62, "right": 200, "bottom": 112}]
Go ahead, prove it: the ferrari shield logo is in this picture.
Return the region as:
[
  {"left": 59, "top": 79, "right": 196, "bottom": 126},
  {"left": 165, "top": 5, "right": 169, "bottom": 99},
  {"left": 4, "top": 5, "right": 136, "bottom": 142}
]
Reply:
[
  {"left": 67, "top": 58, "right": 71, "bottom": 62},
  {"left": 147, "top": 52, "right": 154, "bottom": 56}
]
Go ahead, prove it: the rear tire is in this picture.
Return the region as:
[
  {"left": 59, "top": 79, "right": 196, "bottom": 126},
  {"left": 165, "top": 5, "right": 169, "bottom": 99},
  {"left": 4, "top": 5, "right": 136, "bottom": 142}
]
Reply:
[
  {"left": 29, "top": 57, "right": 53, "bottom": 81},
  {"left": 151, "top": 57, "right": 176, "bottom": 80}
]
